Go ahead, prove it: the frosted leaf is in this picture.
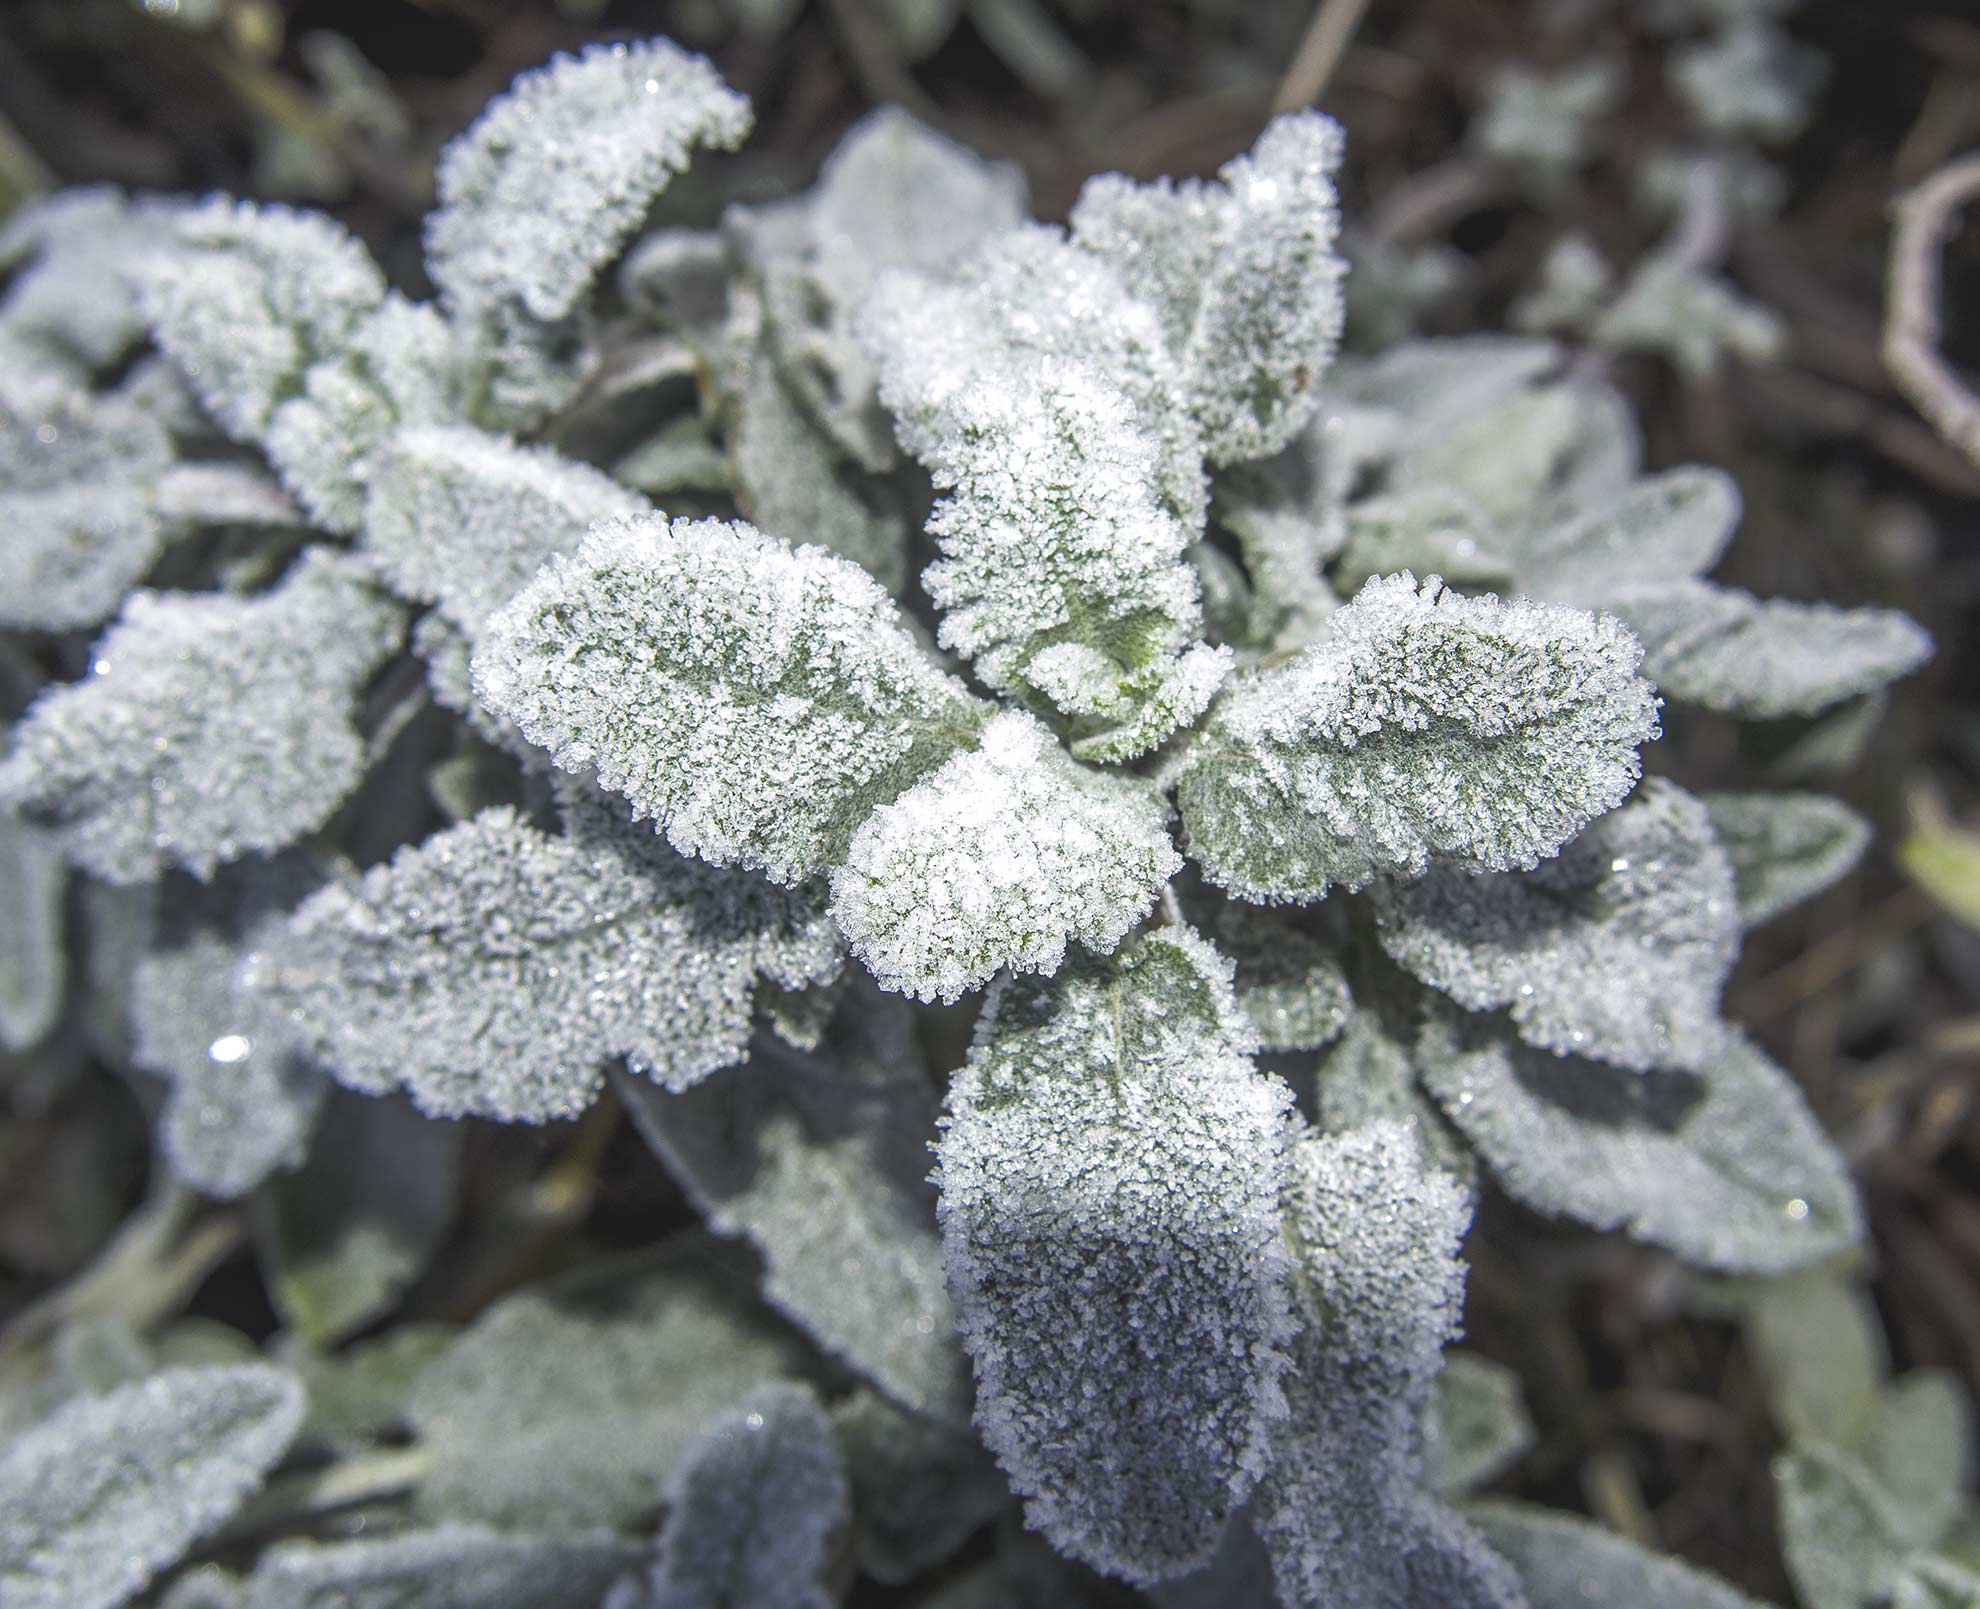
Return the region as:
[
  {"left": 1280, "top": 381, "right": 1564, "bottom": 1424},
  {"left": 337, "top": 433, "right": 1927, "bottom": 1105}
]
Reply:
[
  {"left": 1327, "top": 337, "right": 1559, "bottom": 456},
  {"left": 1515, "top": 467, "right": 1741, "bottom": 599},
  {"left": 1254, "top": 1123, "right": 1525, "bottom": 1609},
  {"left": 1071, "top": 112, "right": 1345, "bottom": 464},
  {"left": 409, "top": 612, "right": 536, "bottom": 758},
  {"left": 260, "top": 295, "right": 464, "bottom": 532},
  {"left": 0, "top": 1364, "right": 303, "bottom": 1609},
  {"left": 831, "top": 1389, "right": 1010, "bottom": 1584},
  {"left": 1734, "top": 1265, "right": 1887, "bottom": 1448},
  {"left": 255, "top": 1088, "right": 460, "bottom": 1345},
  {"left": 1592, "top": 255, "right": 1786, "bottom": 379},
  {"left": 934, "top": 926, "right": 1295, "bottom": 1583},
  {"left": 724, "top": 306, "right": 908, "bottom": 590},
  {"left": 291, "top": 1322, "right": 455, "bottom": 1452},
  {"left": 1374, "top": 780, "right": 1739, "bottom": 1073},
  {"left": 245, "top": 1527, "right": 641, "bottom": 1609},
  {"left": 0, "top": 389, "right": 176, "bottom": 631},
  {"left": 1472, "top": 60, "right": 1624, "bottom": 186},
  {"left": 365, "top": 425, "right": 650, "bottom": 636},
  {"left": 474, "top": 515, "right": 989, "bottom": 884},
  {"left": 865, "top": 223, "right": 1206, "bottom": 528},
  {"left": 149, "top": 462, "right": 306, "bottom": 531},
  {"left": 256, "top": 799, "right": 840, "bottom": 1123},
  {"left": 141, "top": 198, "right": 387, "bottom": 439},
  {"left": 0, "top": 814, "right": 65, "bottom": 1053},
  {"left": 622, "top": 1383, "right": 847, "bottom": 1609},
  {"left": 1177, "top": 573, "right": 1661, "bottom": 902},
  {"left": 1432, "top": 1353, "right": 1535, "bottom": 1497},
  {"left": 1418, "top": 1010, "right": 1861, "bottom": 1272},
  {"left": 1334, "top": 486, "right": 1513, "bottom": 597},
  {"left": 1705, "top": 792, "right": 1871, "bottom": 928},
  {"left": 617, "top": 987, "right": 968, "bottom": 1419},
  {"left": 0, "top": 189, "right": 184, "bottom": 379},
  {"left": 1603, "top": 579, "right": 1931, "bottom": 718},
  {"left": 407, "top": 1242, "right": 809, "bottom": 1529},
  {"left": 1895, "top": 1556, "right": 1980, "bottom": 1609},
  {"left": 1863, "top": 1371, "right": 1972, "bottom": 1552},
  {"left": 870, "top": 289, "right": 1226, "bottom": 756},
  {"left": 830, "top": 711, "right": 1180, "bottom": 1003},
  {"left": 0, "top": 549, "right": 407, "bottom": 883},
  {"left": 1672, "top": 20, "right": 1826, "bottom": 143},
  {"left": 1775, "top": 1443, "right": 1913, "bottom": 1609},
  {"left": 1312, "top": 1011, "right": 1473, "bottom": 1184},
  {"left": 1469, "top": 1500, "right": 1772, "bottom": 1609},
  {"left": 131, "top": 860, "right": 330, "bottom": 1199},
  {"left": 1203, "top": 901, "right": 1352, "bottom": 1052},
  {"left": 459, "top": 297, "right": 594, "bottom": 434},
  {"left": 425, "top": 37, "right": 751, "bottom": 325},
  {"left": 733, "top": 106, "right": 1028, "bottom": 472}
]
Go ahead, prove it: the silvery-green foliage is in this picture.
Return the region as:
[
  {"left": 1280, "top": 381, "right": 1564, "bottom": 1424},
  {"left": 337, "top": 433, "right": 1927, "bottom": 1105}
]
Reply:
[
  {"left": 254, "top": 1088, "right": 460, "bottom": 1346},
  {"left": 0, "top": 549, "right": 405, "bottom": 883},
  {"left": 131, "top": 859, "right": 330, "bottom": 1199},
  {"left": 0, "top": 812, "right": 65, "bottom": 1053},
  {"left": 0, "top": 1364, "right": 304, "bottom": 1609},
  {"left": 364, "top": 425, "right": 650, "bottom": 637},
  {"left": 1178, "top": 572, "right": 1660, "bottom": 902},
  {"left": 1473, "top": 60, "right": 1625, "bottom": 187},
  {"left": 1736, "top": 1264, "right": 1888, "bottom": 1446},
  {"left": 1253, "top": 1122, "right": 1524, "bottom": 1609},
  {"left": 256, "top": 795, "right": 839, "bottom": 1122},
  {"left": 407, "top": 1245, "right": 810, "bottom": 1530},
  {"left": 617, "top": 987, "right": 968, "bottom": 1420},
  {"left": 1068, "top": 111, "right": 1345, "bottom": 465},
  {"left": 1777, "top": 1442, "right": 1915, "bottom": 1609},
  {"left": 141, "top": 199, "right": 387, "bottom": 440},
  {"left": 289, "top": 1322, "right": 454, "bottom": 1452},
  {"left": 425, "top": 38, "right": 751, "bottom": 328},
  {"left": 934, "top": 926, "right": 1295, "bottom": 1584},
  {"left": 614, "top": 1383, "right": 847, "bottom": 1609},
  {"left": 1205, "top": 900, "right": 1353, "bottom": 1052},
  {"left": 1313, "top": 1011, "right": 1472, "bottom": 1183},
  {"left": 831, "top": 1389, "right": 1010, "bottom": 1584},
  {"left": 1469, "top": 1500, "right": 1773, "bottom": 1609},
  {"left": 0, "top": 189, "right": 184, "bottom": 382},
  {"left": 1705, "top": 792, "right": 1871, "bottom": 927},
  {"left": 1419, "top": 1008, "right": 1860, "bottom": 1272},
  {"left": 1672, "top": 20, "right": 1827, "bottom": 143},
  {"left": 830, "top": 711, "right": 1180, "bottom": 1002},
  {"left": 1373, "top": 780, "right": 1739, "bottom": 1073},
  {"left": 1431, "top": 1353, "right": 1535, "bottom": 1497},
  {"left": 1894, "top": 1556, "right": 1980, "bottom": 1609},
  {"left": 242, "top": 1527, "right": 642, "bottom": 1609},
  {"left": 1862, "top": 1372, "right": 1973, "bottom": 1551},
  {"left": 474, "top": 514, "right": 988, "bottom": 884},
  {"left": 1591, "top": 252, "right": 1786, "bottom": 379},
  {"left": 0, "top": 389, "right": 176, "bottom": 631},
  {"left": 1514, "top": 466, "right": 1740, "bottom": 600}
]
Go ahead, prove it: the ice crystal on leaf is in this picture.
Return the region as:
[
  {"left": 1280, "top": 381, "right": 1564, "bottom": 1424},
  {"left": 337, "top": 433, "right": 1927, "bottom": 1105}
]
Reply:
[
  {"left": 0, "top": 549, "right": 405, "bottom": 884},
  {"left": 1373, "top": 779, "right": 1739, "bottom": 1073},
  {"left": 830, "top": 710, "right": 1180, "bottom": 1002},
  {"left": 474, "top": 514, "right": 989, "bottom": 883},
  {"left": 1419, "top": 1006, "right": 1860, "bottom": 1272},
  {"left": 0, "top": 1364, "right": 303, "bottom": 1609},
  {"left": 1178, "top": 572, "right": 1661, "bottom": 902},
  {"left": 615, "top": 1383, "right": 848, "bottom": 1609},
  {"left": 934, "top": 925, "right": 1295, "bottom": 1584},
  {"left": 1069, "top": 111, "right": 1345, "bottom": 465},
  {"left": 425, "top": 38, "right": 751, "bottom": 327},
  {"left": 255, "top": 792, "right": 840, "bottom": 1122},
  {"left": 1254, "top": 1123, "right": 1524, "bottom": 1609}
]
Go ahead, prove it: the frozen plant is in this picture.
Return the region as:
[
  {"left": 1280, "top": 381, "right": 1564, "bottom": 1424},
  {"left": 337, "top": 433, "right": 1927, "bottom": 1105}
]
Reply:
[{"left": 0, "top": 30, "right": 1932, "bottom": 1609}]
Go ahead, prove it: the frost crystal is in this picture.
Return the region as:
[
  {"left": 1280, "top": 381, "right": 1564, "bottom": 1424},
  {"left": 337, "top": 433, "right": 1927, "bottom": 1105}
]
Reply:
[
  {"left": 1472, "top": 1500, "right": 1770, "bottom": 1609},
  {"left": 407, "top": 1245, "right": 809, "bottom": 1530},
  {"left": 622, "top": 1383, "right": 848, "bottom": 1609},
  {"left": 0, "top": 549, "right": 406, "bottom": 884},
  {"left": 1178, "top": 572, "right": 1661, "bottom": 902},
  {"left": 473, "top": 514, "right": 988, "bottom": 883},
  {"left": 1374, "top": 780, "right": 1739, "bottom": 1073},
  {"left": 245, "top": 1527, "right": 641, "bottom": 1609},
  {"left": 0, "top": 1364, "right": 303, "bottom": 1609},
  {"left": 425, "top": 38, "right": 752, "bottom": 326},
  {"left": 619, "top": 989, "right": 967, "bottom": 1419},
  {"left": 1419, "top": 1008, "right": 1860, "bottom": 1272},
  {"left": 1705, "top": 791, "right": 1871, "bottom": 927},
  {"left": 934, "top": 926, "right": 1294, "bottom": 1584},
  {"left": 365, "top": 424, "right": 650, "bottom": 636},
  {"left": 132, "top": 860, "right": 330, "bottom": 1199},
  {"left": 830, "top": 711, "right": 1180, "bottom": 1002},
  {"left": 1253, "top": 1122, "right": 1525, "bottom": 1609},
  {"left": 0, "top": 390, "right": 176, "bottom": 631},
  {"left": 141, "top": 198, "right": 387, "bottom": 439},
  {"left": 1070, "top": 111, "right": 1346, "bottom": 464},
  {"left": 256, "top": 796, "right": 840, "bottom": 1122}
]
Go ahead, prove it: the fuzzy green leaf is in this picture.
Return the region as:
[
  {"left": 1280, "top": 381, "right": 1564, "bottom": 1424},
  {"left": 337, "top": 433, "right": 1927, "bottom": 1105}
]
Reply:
[
  {"left": 1470, "top": 1500, "right": 1776, "bottom": 1609},
  {"left": 244, "top": 1527, "right": 641, "bottom": 1609},
  {"left": 1705, "top": 792, "right": 1871, "bottom": 928},
  {"left": 1432, "top": 1354, "right": 1535, "bottom": 1498}
]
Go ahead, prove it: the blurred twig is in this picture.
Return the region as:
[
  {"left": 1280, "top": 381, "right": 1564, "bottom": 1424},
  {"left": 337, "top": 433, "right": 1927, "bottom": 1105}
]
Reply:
[
  {"left": 1884, "top": 151, "right": 1980, "bottom": 469},
  {"left": 1274, "top": 0, "right": 1375, "bottom": 116}
]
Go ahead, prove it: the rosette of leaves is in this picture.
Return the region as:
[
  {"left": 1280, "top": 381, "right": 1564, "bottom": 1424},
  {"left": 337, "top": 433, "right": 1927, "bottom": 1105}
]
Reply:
[{"left": 0, "top": 28, "right": 1929, "bottom": 1608}]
